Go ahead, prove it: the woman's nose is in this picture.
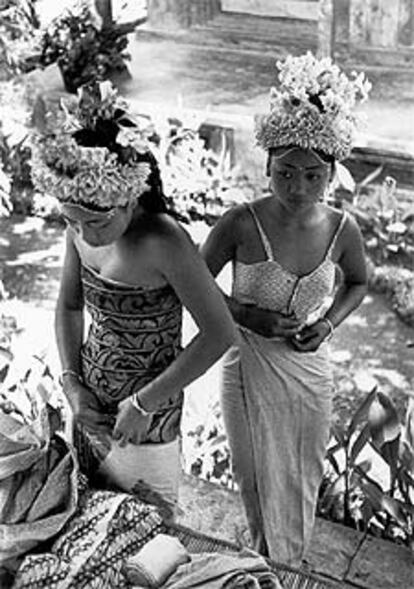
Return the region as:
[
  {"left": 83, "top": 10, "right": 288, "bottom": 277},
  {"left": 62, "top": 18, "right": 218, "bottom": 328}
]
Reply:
[{"left": 290, "top": 173, "right": 307, "bottom": 195}]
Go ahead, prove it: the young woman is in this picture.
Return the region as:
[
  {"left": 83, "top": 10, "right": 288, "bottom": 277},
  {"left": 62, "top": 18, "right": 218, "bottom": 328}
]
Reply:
[
  {"left": 32, "top": 81, "right": 237, "bottom": 515},
  {"left": 201, "top": 53, "right": 371, "bottom": 565}
]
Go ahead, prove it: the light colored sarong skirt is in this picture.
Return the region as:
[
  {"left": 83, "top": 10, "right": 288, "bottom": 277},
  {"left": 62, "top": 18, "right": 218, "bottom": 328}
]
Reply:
[
  {"left": 98, "top": 438, "right": 180, "bottom": 511},
  {"left": 221, "top": 328, "right": 333, "bottom": 566}
]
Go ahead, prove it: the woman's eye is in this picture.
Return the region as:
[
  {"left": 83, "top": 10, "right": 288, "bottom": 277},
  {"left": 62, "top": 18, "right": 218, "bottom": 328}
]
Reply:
[
  {"left": 277, "top": 170, "right": 292, "bottom": 179},
  {"left": 307, "top": 173, "right": 321, "bottom": 181},
  {"left": 88, "top": 220, "right": 107, "bottom": 228}
]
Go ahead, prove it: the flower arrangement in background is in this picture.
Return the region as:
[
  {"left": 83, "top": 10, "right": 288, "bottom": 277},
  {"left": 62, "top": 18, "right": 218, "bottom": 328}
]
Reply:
[{"left": 38, "top": 1, "right": 140, "bottom": 93}]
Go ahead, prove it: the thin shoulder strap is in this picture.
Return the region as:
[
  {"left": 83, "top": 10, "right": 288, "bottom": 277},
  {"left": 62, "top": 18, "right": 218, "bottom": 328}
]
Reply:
[
  {"left": 327, "top": 211, "right": 348, "bottom": 256},
  {"left": 246, "top": 203, "right": 274, "bottom": 261}
]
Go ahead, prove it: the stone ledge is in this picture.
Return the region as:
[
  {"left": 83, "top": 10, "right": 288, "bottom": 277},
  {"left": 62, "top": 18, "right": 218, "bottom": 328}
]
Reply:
[{"left": 346, "top": 534, "right": 414, "bottom": 589}]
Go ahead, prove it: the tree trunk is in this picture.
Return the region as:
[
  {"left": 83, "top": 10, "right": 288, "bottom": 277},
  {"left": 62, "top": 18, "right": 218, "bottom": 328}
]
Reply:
[{"left": 94, "top": 0, "right": 113, "bottom": 27}]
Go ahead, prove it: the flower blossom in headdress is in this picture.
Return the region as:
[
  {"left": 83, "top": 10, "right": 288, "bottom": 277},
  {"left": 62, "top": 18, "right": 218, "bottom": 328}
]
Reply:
[
  {"left": 30, "top": 80, "right": 152, "bottom": 210},
  {"left": 255, "top": 52, "right": 371, "bottom": 161}
]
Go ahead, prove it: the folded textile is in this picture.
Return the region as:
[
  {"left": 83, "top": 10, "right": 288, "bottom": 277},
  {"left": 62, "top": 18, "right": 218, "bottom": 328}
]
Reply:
[
  {"left": 123, "top": 533, "right": 190, "bottom": 587},
  {"left": 13, "top": 488, "right": 163, "bottom": 588},
  {"left": 0, "top": 434, "right": 78, "bottom": 565},
  {"left": 162, "top": 549, "right": 283, "bottom": 589}
]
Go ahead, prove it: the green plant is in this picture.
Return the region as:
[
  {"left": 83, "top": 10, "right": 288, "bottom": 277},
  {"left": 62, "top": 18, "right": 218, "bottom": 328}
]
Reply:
[
  {"left": 147, "top": 114, "right": 255, "bottom": 225},
  {"left": 0, "top": 311, "right": 64, "bottom": 435},
  {"left": 346, "top": 172, "right": 414, "bottom": 269},
  {"left": 0, "top": 80, "right": 34, "bottom": 215},
  {"left": 0, "top": 0, "right": 41, "bottom": 79},
  {"left": 319, "top": 388, "right": 414, "bottom": 548},
  {"left": 183, "top": 397, "right": 234, "bottom": 489},
  {"left": 38, "top": 2, "right": 139, "bottom": 93}
]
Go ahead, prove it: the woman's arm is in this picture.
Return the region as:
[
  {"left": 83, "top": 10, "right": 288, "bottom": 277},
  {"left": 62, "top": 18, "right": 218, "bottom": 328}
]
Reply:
[
  {"left": 113, "top": 219, "right": 238, "bottom": 445},
  {"left": 293, "top": 213, "right": 367, "bottom": 352},
  {"left": 55, "top": 230, "right": 84, "bottom": 377},
  {"left": 324, "top": 214, "right": 367, "bottom": 326},
  {"left": 55, "top": 231, "right": 110, "bottom": 432},
  {"left": 201, "top": 208, "right": 255, "bottom": 328}
]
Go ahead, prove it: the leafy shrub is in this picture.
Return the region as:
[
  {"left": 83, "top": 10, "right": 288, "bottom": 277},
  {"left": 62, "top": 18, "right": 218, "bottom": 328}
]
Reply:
[
  {"left": 0, "top": 80, "right": 34, "bottom": 216},
  {"left": 0, "top": 311, "right": 64, "bottom": 433},
  {"left": 319, "top": 388, "right": 414, "bottom": 547},
  {"left": 0, "top": 0, "right": 41, "bottom": 79},
  {"left": 37, "top": 2, "right": 139, "bottom": 93}
]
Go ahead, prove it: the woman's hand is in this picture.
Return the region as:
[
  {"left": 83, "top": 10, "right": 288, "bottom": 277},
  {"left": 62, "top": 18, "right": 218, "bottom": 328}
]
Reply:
[
  {"left": 242, "top": 305, "right": 301, "bottom": 339},
  {"left": 65, "top": 380, "right": 111, "bottom": 435},
  {"left": 290, "top": 319, "right": 331, "bottom": 352},
  {"left": 112, "top": 397, "right": 149, "bottom": 447}
]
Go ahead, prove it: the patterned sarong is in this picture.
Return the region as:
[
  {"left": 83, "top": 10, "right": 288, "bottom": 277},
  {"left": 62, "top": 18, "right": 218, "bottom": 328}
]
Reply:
[
  {"left": 13, "top": 486, "right": 163, "bottom": 588},
  {"left": 74, "top": 265, "right": 184, "bottom": 506}
]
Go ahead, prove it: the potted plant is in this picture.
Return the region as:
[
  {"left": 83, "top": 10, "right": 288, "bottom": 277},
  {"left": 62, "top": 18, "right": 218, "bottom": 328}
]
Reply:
[{"left": 38, "top": 1, "right": 144, "bottom": 93}]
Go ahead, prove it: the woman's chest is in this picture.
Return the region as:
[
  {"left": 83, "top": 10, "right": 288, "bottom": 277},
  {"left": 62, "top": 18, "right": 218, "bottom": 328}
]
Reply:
[
  {"left": 76, "top": 239, "right": 165, "bottom": 288},
  {"left": 238, "top": 226, "right": 336, "bottom": 275},
  {"left": 233, "top": 260, "right": 336, "bottom": 319}
]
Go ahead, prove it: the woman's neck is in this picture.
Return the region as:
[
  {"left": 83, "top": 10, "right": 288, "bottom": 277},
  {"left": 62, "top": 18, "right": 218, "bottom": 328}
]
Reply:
[{"left": 271, "top": 199, "right": 322, "bottom": 228}]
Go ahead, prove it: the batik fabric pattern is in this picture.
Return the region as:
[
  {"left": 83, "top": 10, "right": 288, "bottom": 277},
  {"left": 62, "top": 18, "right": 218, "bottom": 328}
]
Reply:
[
  {"left": 13, "top": 484, "right": 163, "bottom": 588},
  {"left": 75, "top": 264, "right": 183, "bottom": 475}
]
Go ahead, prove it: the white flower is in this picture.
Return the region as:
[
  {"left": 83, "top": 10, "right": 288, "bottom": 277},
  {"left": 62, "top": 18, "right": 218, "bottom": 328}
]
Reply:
[
  {"left": 98, "top": 80, "right": 114, "bottom": 102},
  {"left": 116, "top": 127, "right": 148, "bottom": 153}
]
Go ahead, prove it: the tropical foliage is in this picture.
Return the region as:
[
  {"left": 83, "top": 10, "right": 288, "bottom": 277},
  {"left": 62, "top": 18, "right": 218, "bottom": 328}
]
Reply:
[
  {"left": 37, "top": 2, "right": 140, "bottom": 93},
  {"left": 0, "top": 81, "right": 33, "bottom": 216},
  {"left": 0, "top": 0, "right": 41, "bottom": 79},
  {"left": 319, "top": 388, "right": 414, "bottom": 548},
  {"left": 0, "top": 310, "right": 64, "bottom": 436}
]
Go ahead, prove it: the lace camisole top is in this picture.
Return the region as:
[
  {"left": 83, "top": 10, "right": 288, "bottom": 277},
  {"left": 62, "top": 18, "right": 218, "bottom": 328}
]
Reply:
[{"left": 232, "top": 205, "right": 348, "bottom": 325}]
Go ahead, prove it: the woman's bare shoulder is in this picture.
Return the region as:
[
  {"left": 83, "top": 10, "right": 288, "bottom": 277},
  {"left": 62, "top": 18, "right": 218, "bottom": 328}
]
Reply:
[
  {"left": 215, "top": 202, "right": 255, "bottom": 232},
  {"left": 323, "top": 204, "right": 363, "bottom": 253},
  {"left": 127, "top": 213, "right": 195, "bottom": 256}
]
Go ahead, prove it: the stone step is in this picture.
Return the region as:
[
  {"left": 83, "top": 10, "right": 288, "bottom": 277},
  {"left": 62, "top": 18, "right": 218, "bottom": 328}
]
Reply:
[
  {"left": 193, "top": 13, "right": 317, "bottom": 53},
  {"left": 336, "top": 44, "right": 414, "bottom": 70},
  {"left": 139, "top": 13, "right": 317, "bottom": 55}
]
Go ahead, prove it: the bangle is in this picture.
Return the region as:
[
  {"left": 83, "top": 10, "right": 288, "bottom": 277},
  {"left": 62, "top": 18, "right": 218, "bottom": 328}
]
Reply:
[
  {"left": 58, "top": 369, "right": 82, "bottom": 387},
  {"left": 131, "top": 393, "right": 151, "bottom": 416},
  {"left": 320, "top": 317, "right": 335, "bottom": 341}
]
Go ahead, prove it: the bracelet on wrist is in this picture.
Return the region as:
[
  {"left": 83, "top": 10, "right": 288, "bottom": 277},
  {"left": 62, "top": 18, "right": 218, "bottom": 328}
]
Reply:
[
  {"left": 320, "top": 317, "right": 335, "bottom": 341},
  {"left": 58, "top": 369, "right": 82, "bottom": 387},
  {"left": 131, "top": 393, "right": 151, "bottom": 416}
]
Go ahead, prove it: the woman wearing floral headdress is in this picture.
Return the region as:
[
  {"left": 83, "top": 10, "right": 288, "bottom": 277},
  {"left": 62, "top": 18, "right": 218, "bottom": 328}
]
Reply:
[
  {"left": 202, "top": 53, "right": 371, "bottom": 565},
  {"left": 31, "top": 81, "right": 237, "bottom": 515}
]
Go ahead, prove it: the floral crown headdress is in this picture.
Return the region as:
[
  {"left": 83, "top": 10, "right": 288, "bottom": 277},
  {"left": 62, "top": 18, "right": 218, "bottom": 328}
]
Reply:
[
  {"left": 255, "top": 52, "right": 371, "bottom": 161},
  {"left": 31, "top": 80, "right": 152, "bottom": 210}
]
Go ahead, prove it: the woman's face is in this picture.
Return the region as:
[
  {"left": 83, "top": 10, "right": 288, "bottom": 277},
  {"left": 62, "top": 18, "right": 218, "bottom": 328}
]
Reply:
[
  {"left": 60, "top": 202, "right": 133, "bottom": 247},
  {"left": 268, "top": 147, "right": 332, "bottom": 212}
]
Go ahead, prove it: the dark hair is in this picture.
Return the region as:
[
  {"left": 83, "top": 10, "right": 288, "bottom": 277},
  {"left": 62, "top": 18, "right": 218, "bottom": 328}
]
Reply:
[{"left": 135, "top": 149, "right": 168, "bottom": 214}]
